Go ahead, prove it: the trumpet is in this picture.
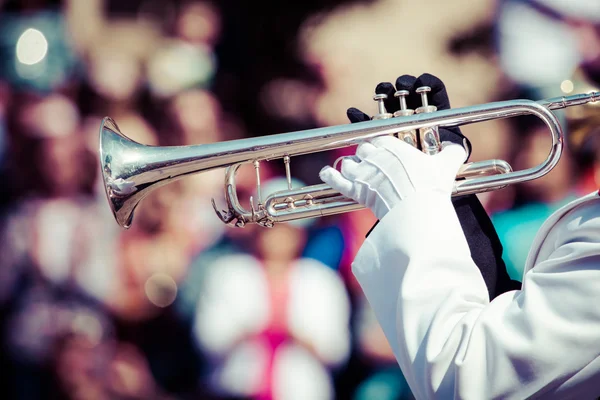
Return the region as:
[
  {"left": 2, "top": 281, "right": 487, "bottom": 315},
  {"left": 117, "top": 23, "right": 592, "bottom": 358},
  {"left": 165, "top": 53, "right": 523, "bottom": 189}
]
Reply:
[{"left": 99, "top": 88, "right": 600, "bottom": 229}]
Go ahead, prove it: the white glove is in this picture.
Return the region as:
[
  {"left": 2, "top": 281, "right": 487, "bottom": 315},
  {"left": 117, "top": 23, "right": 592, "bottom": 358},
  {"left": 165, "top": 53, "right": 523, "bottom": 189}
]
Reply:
[{"left": 319, "top": 136, "right": 467, "bottom": 220}]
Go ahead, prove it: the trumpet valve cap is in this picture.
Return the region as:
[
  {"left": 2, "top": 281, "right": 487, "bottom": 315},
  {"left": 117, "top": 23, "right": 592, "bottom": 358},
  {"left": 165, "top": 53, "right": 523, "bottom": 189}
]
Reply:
[
  {"left": 416, "top": 105, "right": 437, "bottom": 114},
  {"left": 373, "top": 113, "right": 393, "bottom": 120}
]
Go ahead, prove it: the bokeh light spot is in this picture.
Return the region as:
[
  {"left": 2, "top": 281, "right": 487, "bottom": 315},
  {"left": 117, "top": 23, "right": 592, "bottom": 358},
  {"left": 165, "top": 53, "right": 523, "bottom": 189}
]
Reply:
[
  {"left": 145, "top": 273, "right": 178, "bottom": 308},
  {"left": 561, "top": 79, "right": 574, "bottom": 94},
  {"left": 16, "top": 28, "right": 48, "bottom": 65}
]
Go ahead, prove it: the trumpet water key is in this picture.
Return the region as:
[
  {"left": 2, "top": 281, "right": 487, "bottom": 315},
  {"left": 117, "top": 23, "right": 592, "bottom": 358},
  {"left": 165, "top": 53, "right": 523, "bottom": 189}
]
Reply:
[{"left": 99, "top": 90, "right": 600, "bottom": 229}]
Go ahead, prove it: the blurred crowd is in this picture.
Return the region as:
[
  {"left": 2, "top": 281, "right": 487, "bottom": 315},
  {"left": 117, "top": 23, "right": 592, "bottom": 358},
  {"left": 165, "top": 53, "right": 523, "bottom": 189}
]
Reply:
[{"left": 0, "top": 0, "right": 599, "bottom": 399}]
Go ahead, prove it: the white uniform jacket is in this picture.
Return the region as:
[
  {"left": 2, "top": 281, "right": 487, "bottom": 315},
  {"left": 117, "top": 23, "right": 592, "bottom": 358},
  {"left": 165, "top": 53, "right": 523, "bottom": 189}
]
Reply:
[{"left": 352, "top": 190, "right": 600, "bottom": 400}]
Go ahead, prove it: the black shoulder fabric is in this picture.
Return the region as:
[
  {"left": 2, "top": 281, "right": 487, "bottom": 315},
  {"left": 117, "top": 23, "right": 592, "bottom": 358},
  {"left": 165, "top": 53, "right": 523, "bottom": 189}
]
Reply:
[{"left": 451, "top": 195, "right": 522, "bottom": 298}]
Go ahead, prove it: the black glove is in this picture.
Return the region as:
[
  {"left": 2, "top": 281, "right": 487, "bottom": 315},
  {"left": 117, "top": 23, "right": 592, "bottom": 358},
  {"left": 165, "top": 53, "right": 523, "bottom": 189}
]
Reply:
[{"left": 351, "top": 73, "right": 520, "bottom": 300}]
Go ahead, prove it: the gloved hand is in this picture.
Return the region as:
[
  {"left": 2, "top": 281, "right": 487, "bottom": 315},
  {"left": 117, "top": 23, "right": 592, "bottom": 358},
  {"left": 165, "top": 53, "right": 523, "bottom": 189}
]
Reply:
[
  {"left": 327, "top": 73, "right": 521, "bottom": 300},
  {"left": 346, "top": 73, "right": 473, "bottom": 156},
  {"left": 319, "top": 137, "right": 467, "bottom": 220}
]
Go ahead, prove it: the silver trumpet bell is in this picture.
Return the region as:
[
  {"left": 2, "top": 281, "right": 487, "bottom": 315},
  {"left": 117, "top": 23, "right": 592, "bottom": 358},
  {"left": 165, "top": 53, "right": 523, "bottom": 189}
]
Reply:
[{"left": 99, "top": 90, "right": 600, "bottom": 229}]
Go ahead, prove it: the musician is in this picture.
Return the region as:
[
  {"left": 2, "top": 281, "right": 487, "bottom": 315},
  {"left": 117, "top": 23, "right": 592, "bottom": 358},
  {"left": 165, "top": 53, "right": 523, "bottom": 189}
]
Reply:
[
  {"left": 345, "top": 73, "right": 520, "bottom": 300},
  {"left": 320, "top": 74, "right": 600, "bottom": 399}
]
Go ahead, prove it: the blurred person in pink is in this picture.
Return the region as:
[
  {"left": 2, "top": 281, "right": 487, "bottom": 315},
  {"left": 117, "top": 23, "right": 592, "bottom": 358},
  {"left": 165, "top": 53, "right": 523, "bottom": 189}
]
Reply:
[{"left": 193, "top": 177, "right": 351, "bottom": 400}]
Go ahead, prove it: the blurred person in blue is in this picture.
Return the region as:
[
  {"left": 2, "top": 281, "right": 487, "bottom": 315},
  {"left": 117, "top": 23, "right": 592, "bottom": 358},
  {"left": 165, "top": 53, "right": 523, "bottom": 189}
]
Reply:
[
  {"left": 493, "top": 0, "right": 600, "bottom": 280},
  {"left": 320, "top": 73, "right": 600, "bottom": 399},
  {"left": 491, "top": 115, "right": 580, "bottom": 280},
  {"left": 193, "top": 176, "right": 351, "bottom": 400}
]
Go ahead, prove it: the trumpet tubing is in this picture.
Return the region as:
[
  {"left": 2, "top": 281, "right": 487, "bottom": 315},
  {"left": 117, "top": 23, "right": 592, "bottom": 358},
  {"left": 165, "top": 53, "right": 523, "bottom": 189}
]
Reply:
[{"left": 99, "top": 90, "right": 600, "bottom": 229}]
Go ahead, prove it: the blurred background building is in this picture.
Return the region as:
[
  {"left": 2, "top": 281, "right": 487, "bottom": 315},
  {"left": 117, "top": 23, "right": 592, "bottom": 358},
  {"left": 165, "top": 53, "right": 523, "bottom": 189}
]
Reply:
[{"left": 0, "top": 0, "right": 598, "bottom": 399}]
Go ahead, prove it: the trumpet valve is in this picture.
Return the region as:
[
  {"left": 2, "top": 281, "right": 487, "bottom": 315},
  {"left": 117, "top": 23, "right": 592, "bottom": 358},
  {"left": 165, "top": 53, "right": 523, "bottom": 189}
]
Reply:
[
  {"left": 415, "top": 86, "right": 437, "bottom": 114},
  {"left": 393, "top": 90, "right": 414, "bottom": 117},
  {"left": 372, "top": 93, "right": 393, "bottom": 120},
  {"left": 415, "top": 86, "right": 441, "bottom": 155},
  {"left": 393, "top": 90, "right": 418, "bottom": 147}
]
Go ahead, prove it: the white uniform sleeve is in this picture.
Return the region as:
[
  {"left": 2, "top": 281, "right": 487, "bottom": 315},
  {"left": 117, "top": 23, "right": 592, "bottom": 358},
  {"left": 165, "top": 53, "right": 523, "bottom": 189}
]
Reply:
[{"left": 352, "top": 191, "right": 600, "bottom": 400}]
